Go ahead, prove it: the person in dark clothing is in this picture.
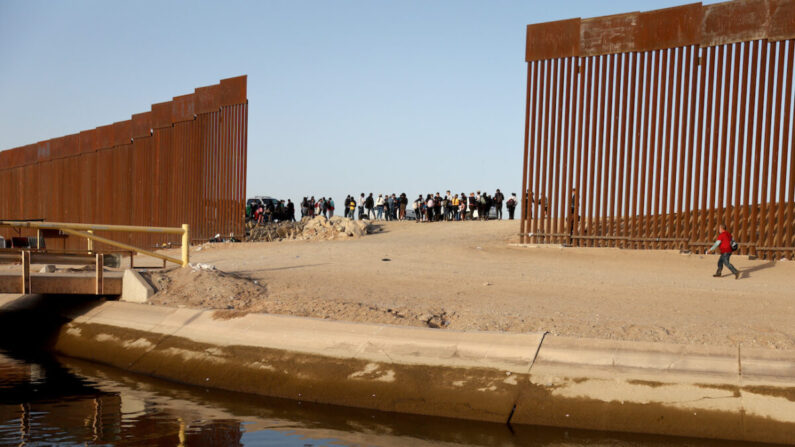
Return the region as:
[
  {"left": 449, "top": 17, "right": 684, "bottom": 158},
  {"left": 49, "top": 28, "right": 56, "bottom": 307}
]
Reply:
[
  {"left": 707, "top": 223, "right": 741, "bottom": 279},
  {"left": 478, "top": 193, "right": 488, "bottom": 221},
  {"left": 287, "top": 199, "right": 295, "bottom": 221},
  {"left": 399, "top": 193, "right": 408, "bottom": 220},
  {"left": 494, "top": 189, "right": 504, "bottom": 220},
  {"left": 365, "top": 193, "right": 375, "bottom": 219},
  {"left": 569, "top": 188, "right": 578, "bottom": 240},
  {"left": 277, "top": 200, "right": 286, "bottom": 221},
  {"left": 265, "top": 201, "right": 275, "bottom": 223},
  {"left": 468, "top": 193, "right": 477, "bottom": 220},
  {"left": 506, "top": 193, "right": 517, "bottom": 220}
]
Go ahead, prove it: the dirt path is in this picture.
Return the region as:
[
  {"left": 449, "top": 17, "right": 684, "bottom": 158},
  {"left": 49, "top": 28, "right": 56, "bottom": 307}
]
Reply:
[{"left": 145, "top": 220, "right": 795, "bottom": 350}]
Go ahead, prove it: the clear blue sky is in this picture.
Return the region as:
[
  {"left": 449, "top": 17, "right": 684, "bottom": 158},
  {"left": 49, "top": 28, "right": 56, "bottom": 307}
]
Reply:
[{"left": 0, "top": 0, "right": 715, "bottom": 207}]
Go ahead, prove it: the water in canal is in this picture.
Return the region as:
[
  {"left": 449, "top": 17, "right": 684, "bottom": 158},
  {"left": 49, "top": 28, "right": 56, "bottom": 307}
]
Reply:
[{"left": 0, "top": 297, "right": 771, "bottom": 446}]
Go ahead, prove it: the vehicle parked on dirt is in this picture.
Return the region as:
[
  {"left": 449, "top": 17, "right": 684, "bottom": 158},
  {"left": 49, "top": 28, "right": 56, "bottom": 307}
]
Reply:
[{"left": 246, "top": 196, "right": 290, "bottom": 222}]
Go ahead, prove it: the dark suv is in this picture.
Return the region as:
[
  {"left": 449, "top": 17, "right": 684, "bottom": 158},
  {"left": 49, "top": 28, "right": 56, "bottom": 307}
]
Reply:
[{"left": 247, "top": 196, "right": 290, "bottom": 222}]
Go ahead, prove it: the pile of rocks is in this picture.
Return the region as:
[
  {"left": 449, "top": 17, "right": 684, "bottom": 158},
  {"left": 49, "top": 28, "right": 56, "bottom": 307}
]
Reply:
[{"left": 246, "top": 216, "right": 372, "bottom": 242}]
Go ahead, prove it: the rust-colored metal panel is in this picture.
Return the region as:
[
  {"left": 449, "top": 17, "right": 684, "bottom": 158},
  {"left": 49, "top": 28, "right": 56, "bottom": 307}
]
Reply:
[
  {"left": 705, "top": 46, "right": 721, "bottom": 243},
  {"left": 96, "top": 124, "right": 114, "bottom": 150},
  {"left": 726, "top": 43, "right": 742, "bottom": 245},
  {"left": 623, "top": 52, "right": 638, "bottom": 248},
  {"left": 78, "top": 129, "right": 97, "bottom": 154},
  {"left": 612, "top": 53, "right": 626, "bottom": 243},
  {"left": 520, "top": 64, "right": 532, "bottom": 242},
  {"left": 580, "top": 13, "right": 639, "bottom": 57},
  {"left": 749, "top": 42, "right": 768, "bottom": 255},
  {"left": 758, "top": 41, "right": 776, "bottom": 253},
  {"left": 151, "top": 101, "right": 172, "bottom": 129},
  {"left": 526, "top": 19, "right": 581, "bottom": 62},
  {"left": 767, "top": 41, "right": 786, "bottom": 252},
  {"left": 0, "top": 77, "right": 248, "bottom": 249},
  {"left": 574, "top": 58, "right": 587, "bottom": 245},
  {"left": 112, "top": 120, "right": 132, "bottom": 147},
  {"left": 21, "top": 144, "right": 37, "bottom": 166},
  {"left": 560, "top": 58, "right": 575, "bottom": 244},
  {"left": 637, "top": 3, "right": 702, "bottom": 52},
  {"left": 649, "top": 50, "right": 663, "bottom": 248},
  {"left": 523, "top": 3, "right": 794, "bottom": 258},
  {"left": 34, "top": 140, "right": 51, "bottom": 163},
  {"left": 769, "top": 0, "right": 795, "bottom": 40},
  {"left": 736, "top": 42, "right": 752, "bottom": 253},
  {"left": 587, "top": 56, "right": 601, "bottom": 247},
  {"left": 220, "top": 75, "right": 247, "bottom": 107},
  {"left": 702, "top": 0, "right": 771, "bottom": 47},
  {"left": 172, "top": 93, "right": 196, "bottom": 122},
  {"left": 598, "top": 54, "right": 615, "bottom": 243},
  {"left": 549, "top": 58, "right": 563, "bottom": 242},
  {"left": 671, "top": 47, "right": 686, "bottom": 246},
  {"left": 780, "top": 40, "right": 794, "bottom": 252},
  {"left": 131, "top": 112, "right": 152, "bottom": 139},
  {"left": 195, "top": 84, "right": 222, "bottom": 114}
]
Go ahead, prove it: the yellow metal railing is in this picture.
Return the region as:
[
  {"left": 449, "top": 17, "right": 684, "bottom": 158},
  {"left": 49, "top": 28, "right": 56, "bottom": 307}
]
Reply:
[{"left": 0, "top": 221, "right": 190, "bottom": 267}]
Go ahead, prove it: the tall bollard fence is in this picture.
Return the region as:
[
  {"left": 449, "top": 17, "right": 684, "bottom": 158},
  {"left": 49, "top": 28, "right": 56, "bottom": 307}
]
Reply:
[
  {"left": 520, "top": 1, "right": 795, "bottom": 259},
  {"left": 0, "top": 76, "right": 247, "bottom": 251}
]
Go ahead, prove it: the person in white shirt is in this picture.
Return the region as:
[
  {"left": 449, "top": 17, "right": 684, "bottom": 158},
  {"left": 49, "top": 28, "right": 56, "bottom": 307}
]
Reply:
[{"left": 376, "top": 194, "right": 385, "bottom": 220}]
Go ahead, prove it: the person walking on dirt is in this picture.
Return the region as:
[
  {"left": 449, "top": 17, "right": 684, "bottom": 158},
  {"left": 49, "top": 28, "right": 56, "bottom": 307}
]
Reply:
[{"left": 706, "top": 223, "right": 740, "bottom": 279}]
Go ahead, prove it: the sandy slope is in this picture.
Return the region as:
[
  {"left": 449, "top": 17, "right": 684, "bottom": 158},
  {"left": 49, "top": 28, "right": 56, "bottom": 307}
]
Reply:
[{"left": 144, "top": 219, "right": 795, "bottom": 350}]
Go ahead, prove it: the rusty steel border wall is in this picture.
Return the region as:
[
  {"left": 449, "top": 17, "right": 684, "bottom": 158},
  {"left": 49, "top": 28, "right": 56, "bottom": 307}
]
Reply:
[
  {"left": 520, "top": 0, "right": 795, "bottom": 259},
  {"left": 0, "top": 76, "right": 248, "bottom": 251}
]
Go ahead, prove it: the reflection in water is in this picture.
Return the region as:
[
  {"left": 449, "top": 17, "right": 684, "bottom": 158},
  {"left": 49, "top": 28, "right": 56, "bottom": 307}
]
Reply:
[
  {"left": 0, "top": 350, "right": 769, "bottom": 447},
  {"left": 0, "top": 296, "right": 771, "bottom": 446}
]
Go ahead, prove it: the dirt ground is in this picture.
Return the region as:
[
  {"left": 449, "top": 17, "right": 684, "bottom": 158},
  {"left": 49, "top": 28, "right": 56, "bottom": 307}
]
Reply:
[{"left": 139, "top": 220, "right": 795, "bottom": 351}]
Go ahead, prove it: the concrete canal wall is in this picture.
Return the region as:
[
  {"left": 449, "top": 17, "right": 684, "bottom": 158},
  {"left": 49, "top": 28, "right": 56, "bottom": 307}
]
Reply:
[{"left": 2, "top": 296, "right": 792, "bottom": 444}]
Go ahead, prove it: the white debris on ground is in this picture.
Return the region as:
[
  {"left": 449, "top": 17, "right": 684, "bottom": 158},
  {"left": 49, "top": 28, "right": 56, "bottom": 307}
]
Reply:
[{"left": 189, "top": 263, "right": 217, "bottom": 271}]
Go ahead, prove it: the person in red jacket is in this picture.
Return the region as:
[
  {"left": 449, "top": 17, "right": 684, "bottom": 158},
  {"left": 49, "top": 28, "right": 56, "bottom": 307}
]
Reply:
[{"left": 706, "top": 223, "right": 740, "bottom": 279}]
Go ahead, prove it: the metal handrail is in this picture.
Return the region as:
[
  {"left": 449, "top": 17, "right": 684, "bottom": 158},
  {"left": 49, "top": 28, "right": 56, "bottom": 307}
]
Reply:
[{"left": 0, "top": 221, "right": 189, "bottom": 267}]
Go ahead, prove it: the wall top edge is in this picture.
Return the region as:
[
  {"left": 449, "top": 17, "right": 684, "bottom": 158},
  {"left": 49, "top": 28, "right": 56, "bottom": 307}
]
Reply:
[
  {"left": 0, "top": 76, "right": 248, "bottom": 165},
  {"left": 526, "top": 0, "right": 794, "bottom": 61}
]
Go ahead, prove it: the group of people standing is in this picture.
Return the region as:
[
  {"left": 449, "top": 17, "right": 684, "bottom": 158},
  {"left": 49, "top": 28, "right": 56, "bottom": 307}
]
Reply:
[
  {"left": 301, "top": 197, "right": 337, "bottom": 219},
  {"left": 344, "top": 193, "right": 409, "bottom": 220},
  {"left": 411, "top": 190, "right": 517, "bottom": 222},
  {"left": 292, "top": 189, "right": 519, "bottom": 222},
  {"left": 248, "top": 199, "right": 295, "bottom": 224}
]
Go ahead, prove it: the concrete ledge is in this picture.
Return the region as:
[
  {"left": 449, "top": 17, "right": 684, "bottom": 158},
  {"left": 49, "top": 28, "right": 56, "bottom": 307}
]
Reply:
[
  {"left": 0, "top": 272, "right": 122, "bottom": 295},
  {"left": 120, "top": 269, "right": 154, "bottom": 303},
  {"left": 40, "top": 301, "right": 795, "bottom": 444}
]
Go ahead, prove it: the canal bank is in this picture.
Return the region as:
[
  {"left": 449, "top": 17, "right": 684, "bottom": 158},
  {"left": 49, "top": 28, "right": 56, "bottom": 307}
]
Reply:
[{"left": 1, "top": 294, "right": 792, "bottom": 445}]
